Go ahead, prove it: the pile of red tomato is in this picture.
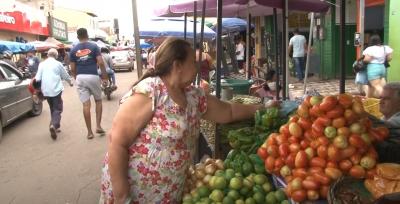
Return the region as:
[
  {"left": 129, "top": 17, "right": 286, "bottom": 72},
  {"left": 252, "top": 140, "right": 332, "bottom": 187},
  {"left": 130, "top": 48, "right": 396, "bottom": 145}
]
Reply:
[{"left": 257, "top": 94, "right": 389, "bottom": 202}]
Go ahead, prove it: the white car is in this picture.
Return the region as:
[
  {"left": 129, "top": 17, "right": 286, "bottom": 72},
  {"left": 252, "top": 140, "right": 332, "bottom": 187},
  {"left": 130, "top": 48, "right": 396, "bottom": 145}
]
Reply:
[{"left": 110, "top": 50, "right": 135, "bottom": 72}]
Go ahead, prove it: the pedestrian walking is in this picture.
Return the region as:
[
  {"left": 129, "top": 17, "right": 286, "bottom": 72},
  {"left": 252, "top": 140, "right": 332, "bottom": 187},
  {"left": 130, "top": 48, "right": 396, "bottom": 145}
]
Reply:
[
  {"left": 99, "top": 37, "right": 278, "bottom": 203},
  {"left": 98, "top": 47, "right": 117, "bottom": 89},
  {"left": 69, "top": 28, "right": 108, "bottom": 139},
  {"left": 363, "top": 34, "right": 393, "bottom": 98},
  {"left": 27, "top": 50, "right": 40, "bottom": 77},
  {"left": 236, "top": 38, "right": 245, "bottom": 73},
  {"left": 288, "top": 29, "right": 307, "bottom": 82},
  {"left": 35, "top": 48, "right": 73, "bottom": 140}
]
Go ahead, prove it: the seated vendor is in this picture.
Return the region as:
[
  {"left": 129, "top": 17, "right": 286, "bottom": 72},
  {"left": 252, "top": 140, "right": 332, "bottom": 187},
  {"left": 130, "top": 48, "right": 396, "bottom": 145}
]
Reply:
[{"left": 375, "top": 82, "right": 400, "bottom": 163}]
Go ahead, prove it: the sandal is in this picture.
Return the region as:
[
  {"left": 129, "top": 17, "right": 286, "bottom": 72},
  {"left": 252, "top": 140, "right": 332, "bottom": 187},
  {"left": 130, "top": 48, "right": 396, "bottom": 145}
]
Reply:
[
  {"left": 96, "top": 129, "right": 106, "bottom": 134},
  {"left": 87, "top": 134, "right": 94, "bottom": 140}
]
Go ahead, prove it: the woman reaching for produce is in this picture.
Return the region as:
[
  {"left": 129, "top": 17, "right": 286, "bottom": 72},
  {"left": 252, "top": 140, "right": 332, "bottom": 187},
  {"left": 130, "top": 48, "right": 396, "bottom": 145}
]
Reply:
[{"left": 100, "top": 37, "right": 274, "bottom": 204}]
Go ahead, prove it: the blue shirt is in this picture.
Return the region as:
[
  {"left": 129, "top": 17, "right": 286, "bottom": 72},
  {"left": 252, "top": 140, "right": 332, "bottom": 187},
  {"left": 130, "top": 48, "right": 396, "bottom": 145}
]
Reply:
[
  {"left": 28, "top": 56, "right": 40, "bottom": 74},
  {"left": 70, "top": 41, "right": 100, "bottom": 75},
  {"left": 35, "top": 57, "right": 72, "bottom": 97}
]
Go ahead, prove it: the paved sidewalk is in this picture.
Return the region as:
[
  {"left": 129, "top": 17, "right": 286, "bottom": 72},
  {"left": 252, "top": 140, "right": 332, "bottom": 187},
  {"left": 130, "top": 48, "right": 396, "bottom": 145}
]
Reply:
[{"left": 289, "top": 79, "right": 360, "bottom": 99}]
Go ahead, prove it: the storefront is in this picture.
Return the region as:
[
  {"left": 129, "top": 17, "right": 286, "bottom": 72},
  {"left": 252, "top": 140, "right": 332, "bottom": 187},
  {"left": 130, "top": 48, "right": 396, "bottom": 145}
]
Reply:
[
  {"left": 48, "top": 17, "right": 68, "bottom": 41},
  {"left": 0, "top": 0, "right": 49, "bottom": 42}
]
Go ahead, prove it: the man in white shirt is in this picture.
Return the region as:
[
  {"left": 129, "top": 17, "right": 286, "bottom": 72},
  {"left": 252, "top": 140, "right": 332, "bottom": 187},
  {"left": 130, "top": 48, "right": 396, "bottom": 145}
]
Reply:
[
  {"left": 288, "top": 29, "right": 307, "bottom": 82},
  {"left": 236, "top": 38, "right": 245, "bottom": 73},
  {"left": 35, "top": 48, "right": 73, "bottom": 140}
]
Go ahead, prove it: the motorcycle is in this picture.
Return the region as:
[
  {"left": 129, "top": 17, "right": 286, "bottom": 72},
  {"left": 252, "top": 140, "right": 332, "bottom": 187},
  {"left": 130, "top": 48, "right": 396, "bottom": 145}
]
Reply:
[{"left": 101, "top": 74, "right": 117, "bottom": 100}]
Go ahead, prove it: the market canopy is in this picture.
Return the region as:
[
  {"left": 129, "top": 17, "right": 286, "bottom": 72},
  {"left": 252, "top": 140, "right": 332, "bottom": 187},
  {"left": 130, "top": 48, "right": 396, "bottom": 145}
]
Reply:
[
  {"left": 139, "top": 18, "right": 216, "bottom": 39},
  {"left": 45, "top": 37, "right": 65, "bottom": 48},
  {"left": 211, "top": 18, "right": 254, "bottom": 33},
  {"left": 28, "top": 41, "right": 59, "bottom": 52},
  {"left": 0, "top": 41, "right": 35, "bottom": 53}
]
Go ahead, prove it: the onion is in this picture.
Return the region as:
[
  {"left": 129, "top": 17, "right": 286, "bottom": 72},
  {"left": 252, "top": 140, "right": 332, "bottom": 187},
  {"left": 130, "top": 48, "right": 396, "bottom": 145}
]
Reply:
[
  {"left": 195, "top": 180, "right": 204, "bottom": 188},
  {"left": 195, "top": 163, "right": 205, "bottom": 171},
  {"left": 205, "top": 163, "right": 217, "bottom": 175},
  {"left": 205, "top": 158, "right": 214, "bottom": 165},
  {"left": 195, "top": 169, "right": 206, "bottom": 179},
  {"left": 203, "top": 174, "right": 212, "bottom": 184},
  {"left": 215, "top": 159, "right": 225, "bottom": 170}
]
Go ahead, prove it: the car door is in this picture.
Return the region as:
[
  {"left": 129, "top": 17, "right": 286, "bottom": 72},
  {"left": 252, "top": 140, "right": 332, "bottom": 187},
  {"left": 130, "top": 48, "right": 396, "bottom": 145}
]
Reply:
[{"left": 0, "top": 63, "right": 32, "bottom": 123}]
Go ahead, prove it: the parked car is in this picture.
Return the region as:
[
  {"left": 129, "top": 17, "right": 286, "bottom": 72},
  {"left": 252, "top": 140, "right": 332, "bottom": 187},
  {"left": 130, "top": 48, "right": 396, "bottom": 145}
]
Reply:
[
  {"left": 0, "top": 60, "right": 43, "bottom": 141},
  {"left": 110, "top": 50, "right": 135, "bottom": 72}
]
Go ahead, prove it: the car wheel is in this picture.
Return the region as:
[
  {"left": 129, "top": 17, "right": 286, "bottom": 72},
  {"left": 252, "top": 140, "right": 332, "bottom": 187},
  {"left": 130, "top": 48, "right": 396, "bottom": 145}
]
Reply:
[{"left": 29, "top": 100, "right": 43, "bottom": 116}]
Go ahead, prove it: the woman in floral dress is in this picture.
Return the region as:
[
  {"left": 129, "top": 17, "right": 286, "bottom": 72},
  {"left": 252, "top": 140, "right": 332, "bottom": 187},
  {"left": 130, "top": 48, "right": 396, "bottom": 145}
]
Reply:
[{"left": 100, "top": 38, "right": 267, "bottom": 204}]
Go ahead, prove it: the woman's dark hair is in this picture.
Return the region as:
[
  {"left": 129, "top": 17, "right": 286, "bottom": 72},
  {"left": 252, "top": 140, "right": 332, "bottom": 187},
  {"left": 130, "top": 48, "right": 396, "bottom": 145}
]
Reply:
[
  {"left": 132, "top": 37, "right": 192, "bottom": 87},
  {"left": 369, "top": 35, "right": 382, "bottom": 46},
  {"left": 100, "top": 47, "right": 110, "bottom": 53}
]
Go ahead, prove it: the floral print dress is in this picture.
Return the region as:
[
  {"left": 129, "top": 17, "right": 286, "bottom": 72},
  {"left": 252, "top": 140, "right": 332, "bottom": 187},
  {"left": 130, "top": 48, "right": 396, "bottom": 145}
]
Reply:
[{"left": 100, "top": 76, "right": 207, "bottom": 204}]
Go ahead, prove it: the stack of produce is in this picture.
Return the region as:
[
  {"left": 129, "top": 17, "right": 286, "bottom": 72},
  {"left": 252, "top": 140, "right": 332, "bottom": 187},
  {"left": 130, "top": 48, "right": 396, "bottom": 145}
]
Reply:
[
  {"left": 227, "top": 107, "right": 287, "bottom": 154},
  {"left": 185, "top": 158, "right": 225, "bottom": 194},
  {"left": 183, "top": 153, "right": 290, "bottom": 204},
  {"left": 257, "top": 94, "right": 389, "bottom": 202}
]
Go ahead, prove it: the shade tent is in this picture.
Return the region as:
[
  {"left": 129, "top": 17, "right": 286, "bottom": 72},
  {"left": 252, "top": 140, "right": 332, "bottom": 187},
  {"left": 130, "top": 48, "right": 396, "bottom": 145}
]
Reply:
[
  {"left": 28, "top": 41, "right": 59, "bottom": 52},
  {"left": 0, "top": 41, "right": 35, "bottom": 53},
  {"left": 211, "top": 18, "right": 254, "bottom": 33},
  {"left": 139, "top": 19, "right": 216, "bottom": 39},
  {"left": 45, "top": 37, "right": 65, "bottom": 48}
]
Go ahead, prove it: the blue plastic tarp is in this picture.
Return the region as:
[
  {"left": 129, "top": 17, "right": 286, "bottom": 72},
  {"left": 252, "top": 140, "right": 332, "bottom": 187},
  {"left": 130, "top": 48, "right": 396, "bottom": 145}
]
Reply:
[
  {"left": 0, "top": 41, "right": 35, "bottom": 53},
  {"left": 139, "top": 18, "right": 216, "bottom": 39},
  {"left": 140, "top": 42, "right": 153, "bottom": 49},
  {"left": 211, "top": 18, "right": 254, "bottom": 33}
]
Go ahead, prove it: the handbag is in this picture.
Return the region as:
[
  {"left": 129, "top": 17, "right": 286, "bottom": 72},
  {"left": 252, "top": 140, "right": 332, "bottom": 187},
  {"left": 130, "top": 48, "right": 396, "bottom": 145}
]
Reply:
[
  {"left": 353, "top": 56, "right": 368, "bottom": 73},
  {"left": 384, "top": 46, "right": 390, "bottom": 68}
]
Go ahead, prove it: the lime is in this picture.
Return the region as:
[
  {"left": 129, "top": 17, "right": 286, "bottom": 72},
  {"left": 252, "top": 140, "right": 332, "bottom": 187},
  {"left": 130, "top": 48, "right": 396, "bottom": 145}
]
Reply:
[
  {"left": 183, "top": 194, "right": 193, "bottom": 202},
  {"left": 274, "top": 189, "right": 287, "bottom": 202},
  {"left": 209, "top": 189, "right": 224, "bottom": 202},
  {"left": 225, "top": 169, "right": 235, "bottom": 180},
  {"left": 253, "top": 174, "right": 268, "bottom": 185},
  {"left": 254, "top": 165, "right": 265, "bottom": 174},
  {"left": 182, "top": 202, "right": 192, "bottom": 204},
  {"left": 222, "top": 196, "right": 235, "bottom": 204},
  {"left": 281, "top": 200, "right": 290, "bottom": 204},
  {"left": 213, "top": 176, "right": 227, "bottom": 190},
  {"left": 192, "top": 191, "right": 201, "bottom": 202},
  {"left": 235, "top": 172, "right": 243, "bottom": 178},
  {"left": 245, "top": 197, "right": 257, "bottom": 204},
  {"left": 243, "top": 177, "right": 255, "bottom": 189},
  {"left": 235, "top": 200, "right": 245, "bottom": 204},
  {"left": 252, "top": 185, "right": 265, "bottom": 194},
  {"left": 252, "top": 192, "right": 265, "bottom": 204},
  {"left": 265, "top": 192, "right": 277, "bottom": 204},
  {"left": 215, "top": 170, "right": 225, "bottom": 177},
  {"left": 198, "top": 186, "right": 211, "bottom": 198},
  {"left": 229, "top": 177, "right": 243, "bottom": 190},
  {"left": 242, "top": 162, "right": 254, "bottom": 176},
  {"left": 240, "top": 187, "right": 251, "bottom": 196},
  {"left": 262, "top": 182, "right": 273, "bottom": 193},
  {"left": 201, "top": 197, "right": 212, "bottom": 204},
  {"left": 227, "top": 190, "right": 240, "bottom": 200}
]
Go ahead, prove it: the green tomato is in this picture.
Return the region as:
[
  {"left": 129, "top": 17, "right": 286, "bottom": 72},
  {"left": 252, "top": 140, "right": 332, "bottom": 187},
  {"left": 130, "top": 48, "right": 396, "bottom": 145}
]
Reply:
[
  {"left": 274, "top": 189, "right": 287, "bottom": 202},
  {"left": 229, "top": 177, "right": 243, "bottom": 190},
  {"left": 324, "top": 126, "right": 337, "bottom": 139}
]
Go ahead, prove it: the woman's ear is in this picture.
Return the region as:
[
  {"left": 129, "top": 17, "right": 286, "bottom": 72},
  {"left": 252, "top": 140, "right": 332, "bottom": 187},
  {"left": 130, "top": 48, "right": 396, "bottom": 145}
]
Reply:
[{"left": 172, "top": 60, "right": 183, "bottom": 73}]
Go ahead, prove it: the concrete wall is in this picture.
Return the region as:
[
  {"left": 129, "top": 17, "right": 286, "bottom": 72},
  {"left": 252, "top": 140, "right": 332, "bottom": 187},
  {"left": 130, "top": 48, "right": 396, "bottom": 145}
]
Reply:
[{"left": 387, "top": 0, "right": 400, "bottom": 82}]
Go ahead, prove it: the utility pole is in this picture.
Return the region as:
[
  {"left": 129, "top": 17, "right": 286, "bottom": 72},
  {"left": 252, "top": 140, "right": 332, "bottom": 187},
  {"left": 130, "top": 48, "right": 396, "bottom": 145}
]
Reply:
[{"left": 131, "top": 0, "right": 143, "bottom": 78}]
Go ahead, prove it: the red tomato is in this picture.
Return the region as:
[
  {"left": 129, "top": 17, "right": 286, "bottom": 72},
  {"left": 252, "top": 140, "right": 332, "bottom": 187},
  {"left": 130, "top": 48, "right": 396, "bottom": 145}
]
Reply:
[
  {"left": 257, "top": 147, "right": 268, "bottom": 160},
  {"left": 349, "top": 165, "right": 366, "bottom": 179},
  {"left": 349, "top": 134, "right": 366, "bottom": 148},
  {"left": 352, "top": 100, "right": 365, "bottom": 115},
  {"left": 314, "top": 172, "right": 331, "bottom": 185},
  {"left": 310, "top": 157, "right": 327, "bottom": 168},
  {"left": 315, "top": 116, "right": 332, "bottom": 127},
  {"left": 291, "top": 190, "right": 307, "bottom": 202},
  {"left": 300, "top": 140, "right": 310, "bottom": 149},
  {"left": 328, "top": 145, "right": 340, "bottom": 161},
  {"left": 320, "top": 96, "right": 338, "bottom": 112},
  {"left": 332, "top": 117, "right": 346, "bottom": 129},
  {"left": 267, "top": 145, "right": 279, "bottom": 158},
  {"left": 308, "top": 167, "right": 324, "bottom": 174},
  {"left": 310, "top": 140, "right": 320, "bottom": 149},
  {"left": 326, "top": 106, "right": 344, "bottom": 119},
  {"left": 307, "top": 190, "right": 320, "bottom": 201},
  {"left": 326, "top": 161, "right": 338, "bottom": 168},
  {"left": 304, "top": 96, "right": 312, "bottom": 107},
  {"left": 302, "top": 179, "right": 320, "bottom": 190},
  {"left": 304, "top": 130, "right": 314, "bottom": 141},
  {"left": 319, "top": 185, "right": 329, "bottom": 199},
  {"left": 340, "top": 146, "right": 357, "bottom": 160},
  {"left": 267, "top": 136, "right": 277, "bottom": 146},
  {"left": 317, "top": 146, "right": 328, "bottom": 159},
  {"left": 295, "top": 151, "right": 308, "bottom": 168},
  {"left": 337, "top": 127, "right": 351, "bottom": 137},
  {"left": 279, "top": 144, "right": 290, "bottom": 157},
  {"left": 289, "top": 143, "right": 301, "bottom": 154},
  {"left": 276, "top": 134, "right": 289, "bottom": 145},
  {"left": 286, "top": 153, "right": 296, "bottom": 168},
  {"left": 344, "top": 109, "right": 358, "bottom": 124},
  {"left": 376, "top": 126, "right": 389, "bottom": 139},
  {"left": 350, "top": 154, "right": 362, "bottom": 165},
  {"left": 298, "top": 117, "right": 312, "bottom": 130},
  {"left": 274, "top": 157, "right": 285, "bottom": 171},
  {"left": 265, "top": 156, "right": 275, "bottom": 172},
  {"left": 317, "top": 137, "right": 330, "bottom": 146},
  {"left": 279, "top": 124, "right": 290, "bottom": 136},
  {"left": 292, "top": 168, "right": 308, "bottom": 179},
  {"left": 289, "top": 122, "right": 303, "bottom": 137},
  {"left": 312, "top": 122, "right": 324, "bottom": 136},
  {"left": 339, "top": 160, "right": 353, "bottom": 172},
  {"left": 288, "top": 136, "right": 300, "bottom": 144},
  {"left": 325, "top": 167, "right": 343, "bottom": 180},
  {"left": 309, "top": 105, "right": 324, "bottom": 118},
  {"left": 297, "top": 104, "right": 310, "bottom": 118},
  {"left": 366, "top": 168, "right": 377, "bottom": 179},
  {"left": 338, "top": 93, "right": 353, "bottom": 108},
  {"left": 366, "top": 147, "right": 378, "bottom": 160}
]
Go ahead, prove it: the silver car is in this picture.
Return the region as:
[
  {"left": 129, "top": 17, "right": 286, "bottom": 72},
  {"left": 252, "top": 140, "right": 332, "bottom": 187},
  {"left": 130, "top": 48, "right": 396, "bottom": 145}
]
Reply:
[
  {"left": 0, "top": 60, "right": 43, "bottom": 141},
  {"left": 110, "top": 50, "right": 135, "bottom": 72}
]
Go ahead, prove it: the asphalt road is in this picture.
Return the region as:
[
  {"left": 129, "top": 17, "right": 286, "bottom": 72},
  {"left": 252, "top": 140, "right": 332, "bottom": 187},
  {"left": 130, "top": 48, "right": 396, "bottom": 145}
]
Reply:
[{"left": 0, "top": 71, "right": 138, "bottom": 204}]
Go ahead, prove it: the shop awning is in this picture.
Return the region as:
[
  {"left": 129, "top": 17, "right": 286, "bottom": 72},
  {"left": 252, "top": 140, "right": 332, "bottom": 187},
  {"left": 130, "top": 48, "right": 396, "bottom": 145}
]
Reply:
[{"left": 28, "top": 41, "right": 59, "bottom": 52}]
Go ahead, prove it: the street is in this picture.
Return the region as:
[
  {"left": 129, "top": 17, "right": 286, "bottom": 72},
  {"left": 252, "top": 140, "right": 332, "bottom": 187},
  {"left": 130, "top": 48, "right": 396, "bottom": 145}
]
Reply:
[{"left": 0, "top": 71, "right": 138, "bottom": 204}]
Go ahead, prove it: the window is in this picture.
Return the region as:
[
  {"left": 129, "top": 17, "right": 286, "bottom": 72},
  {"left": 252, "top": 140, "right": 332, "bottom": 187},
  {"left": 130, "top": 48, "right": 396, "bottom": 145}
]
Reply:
[{"left": 0, "top": 64, "right": 20, "bottom": 81}]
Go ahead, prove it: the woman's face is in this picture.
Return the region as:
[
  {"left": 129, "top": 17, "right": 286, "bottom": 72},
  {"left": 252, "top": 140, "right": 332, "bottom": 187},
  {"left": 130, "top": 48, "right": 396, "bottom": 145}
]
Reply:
[{"left": 176, "top": 49, "right": 197, "bottom": 87}]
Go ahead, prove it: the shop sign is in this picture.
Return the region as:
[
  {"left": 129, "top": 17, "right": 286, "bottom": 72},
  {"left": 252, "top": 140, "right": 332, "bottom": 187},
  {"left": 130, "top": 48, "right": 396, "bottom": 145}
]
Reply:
[
  {"left": 0, "top": 1, "right": 49, "bottom": 36},
  {"left": 49, "top": 17, "right": 68, "bottom": 41}
]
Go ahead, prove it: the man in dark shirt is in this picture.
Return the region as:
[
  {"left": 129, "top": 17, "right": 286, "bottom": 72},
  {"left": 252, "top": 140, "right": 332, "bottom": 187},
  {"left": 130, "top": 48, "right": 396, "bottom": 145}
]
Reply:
[{"left": 70, "top": 28, "right": 108, "bottom": 139}]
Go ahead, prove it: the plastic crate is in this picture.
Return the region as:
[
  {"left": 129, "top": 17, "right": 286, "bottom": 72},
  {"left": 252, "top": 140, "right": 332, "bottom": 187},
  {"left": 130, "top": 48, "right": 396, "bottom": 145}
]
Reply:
[
  {"left": 223, "top": 79, "right": 253, "bottom": 95},
  {"left": 363, "top": 98, "right": 383, "bottom": 119}
]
